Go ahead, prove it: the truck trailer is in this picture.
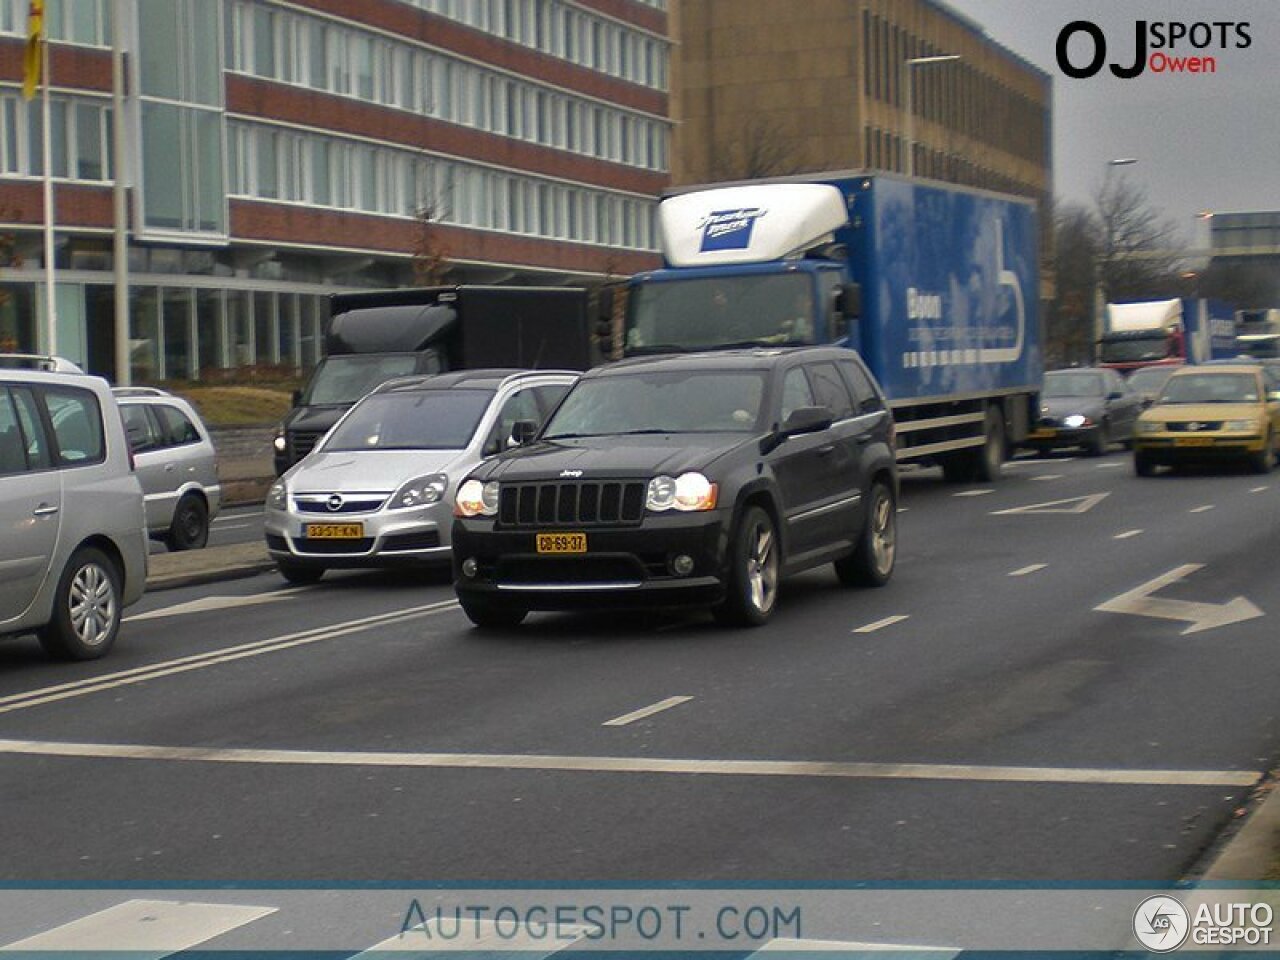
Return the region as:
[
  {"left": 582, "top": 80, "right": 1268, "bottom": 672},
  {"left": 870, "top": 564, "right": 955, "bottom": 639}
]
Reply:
[
  {"left": 274, "top": 285, "right": 595, "bottom": 474},
  {"left": 1097, "top": 298, "right": 1237, "bottom": 372},
  {"left": 614, "top": 172, "right": 1043, "bottom": 481}
]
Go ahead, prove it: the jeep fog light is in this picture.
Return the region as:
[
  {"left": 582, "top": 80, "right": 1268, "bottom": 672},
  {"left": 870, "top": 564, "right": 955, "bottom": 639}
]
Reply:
[
  {"left": 670, "top": 554, "right": 695, "bottom": 576},
  {"left": 461, "top": 557, "right": 478, "bottom": 578}
]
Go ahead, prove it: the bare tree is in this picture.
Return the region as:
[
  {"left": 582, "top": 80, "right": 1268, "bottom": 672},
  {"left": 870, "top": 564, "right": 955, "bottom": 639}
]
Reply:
[
  {"left": 1047, "top": 201, "right": 1098, "bottom": 367},
  {"left": 411, "top": 172, "right": 454, "bottom": 287},
  {"left": 1094, "top": 171, "right": 1185, "bottom": 302},
  {"left": 713, "top": 115, "right": 799, "bottom": 182}
]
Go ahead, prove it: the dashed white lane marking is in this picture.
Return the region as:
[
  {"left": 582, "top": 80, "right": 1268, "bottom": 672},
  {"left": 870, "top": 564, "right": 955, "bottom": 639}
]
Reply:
[
  {"left": 1190, "top": 505, "right": 1215, "bottom": 514},
  {"left": 1251, "top": 486, "right": 1271, "bottom": 494},
  {"left": 853, "top": 615, "right": 910, "bottom": 634},
  {"left": 603, "top": 696, "right": 694, "bottom": 727},
  {"left": 0, "top": 899, "right": 275, "bottom": 952},
  {"left": 1096, "top": 461, "right": 1124, "bottom": 468},
  {"left": 1008, "top": 564, "right": 1047, "bottom": 577},
  {"left": 208, "top": 521, "right": 255, "bottom": 532},
  {"left": 0, "top": 738, "right": 1256, "bottom": 787},
  {"left": 952, "top": 489, "right": 994, "bottom": 498},
  {"left": 0, "top": 601, "right": 460, "bottom": 716},
  {"left": 1030, "top": 474, "right": 1063, "bottom": 481},
  {"left": 1114, "top": 529, "right": 1144, "bottom": 540}
]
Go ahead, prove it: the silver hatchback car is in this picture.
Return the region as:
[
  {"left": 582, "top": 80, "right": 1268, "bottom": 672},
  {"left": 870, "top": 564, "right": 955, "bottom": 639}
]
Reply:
[
  {"left": 0, "top": 360, "right": 148, "bottom": 660},
  {"left": 264, "top": 369, "right": 577, "bottom": 583},
  {"left": 115, "top": 387, "right": 222, "bottom": 550}
]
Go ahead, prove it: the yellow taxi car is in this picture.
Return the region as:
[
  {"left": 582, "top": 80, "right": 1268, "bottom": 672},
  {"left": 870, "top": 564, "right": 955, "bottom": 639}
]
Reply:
[{"left": 1133, "top": 364, "right": 1280, "bottom": 476}]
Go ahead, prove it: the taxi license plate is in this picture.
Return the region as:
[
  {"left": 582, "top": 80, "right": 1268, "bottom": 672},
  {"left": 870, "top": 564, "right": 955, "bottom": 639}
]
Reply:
[
  {"left": 536, "top": 532, "right": 587, "bottom": 554},
  {"left": 1027, "top": 428, "right": 1056, "bottom": 440},
  {"left": 1175, "top": 437, "right": 1216, "bottom": 447},
  {"left": 305, "top": 522, "right": 364, "bottom": 539}
]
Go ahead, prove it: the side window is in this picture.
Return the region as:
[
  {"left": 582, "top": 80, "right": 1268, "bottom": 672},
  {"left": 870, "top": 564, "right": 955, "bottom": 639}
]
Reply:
[
  {"left": 121, "top": 404, "right": 162, "bottom": 452},
  {"left": 839, "top": 359, "right": 885, "bottom": 414},
  {"left": 484, "top": 389, "right": 542, "bottom": 455},
  {"left": 0, "top": 389, "right": 26, "bottom": 475},
  {"left": 42, "top": 388, "right": 106, "bottom": 466},
  {"left": 155, "top": 404, "right": 201, "bottom": 445},
  {"left": 11, "top": 388, "right": 51, "bottom": 470},
  {"left": 532, "top": 383, "right": 572, "bottom": 418},
  {"left": 779, "top": 367, "right": 816, "bottom": 422},
  {"left": 807, "top": 362, "right": 855, "bottom": 420}
]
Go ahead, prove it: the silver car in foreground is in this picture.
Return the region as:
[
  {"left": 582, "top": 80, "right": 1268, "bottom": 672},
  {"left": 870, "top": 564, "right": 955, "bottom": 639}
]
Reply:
[
  {"left": 264, "top": 368, "right": 577, "bottom": 583},
  {"left": 115, "top": 387, "right": 222, "bottom": 550},
  {"left": 0, "top": 361, "right": 147, "bottom": 660}
]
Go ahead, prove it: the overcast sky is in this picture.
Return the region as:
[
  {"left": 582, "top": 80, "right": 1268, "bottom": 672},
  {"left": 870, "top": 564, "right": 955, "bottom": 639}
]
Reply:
[{"left": 944, "top": 0, "right": 1280, "bottom": 249}]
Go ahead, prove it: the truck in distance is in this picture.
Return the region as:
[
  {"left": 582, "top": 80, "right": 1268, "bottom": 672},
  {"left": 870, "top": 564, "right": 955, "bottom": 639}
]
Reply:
[{"left": 1097, "top": 298, "right": 1238, "bottom": 372}]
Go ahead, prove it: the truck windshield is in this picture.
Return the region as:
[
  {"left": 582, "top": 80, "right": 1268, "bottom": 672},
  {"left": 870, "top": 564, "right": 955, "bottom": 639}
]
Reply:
[
  {"left": 304, "top": 355, "right": 420, "bottom": 405},
  {"left": 626, "top": 274, "right": 815, "bottom": 354},
  {"left": 544, "top": 371, "right": 767, "bottom": 437},
  {"left": 323, "top": 389, "right": 495, "bottom": 451},
  {"left": 1098, "top": 336, "right": 1169, "bottom": 364}
]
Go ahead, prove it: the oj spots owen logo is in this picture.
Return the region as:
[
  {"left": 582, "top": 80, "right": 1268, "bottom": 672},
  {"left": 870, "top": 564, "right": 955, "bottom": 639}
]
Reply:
[{"left": 1056, "top": 20, "right": 1252, "bottom": 78}]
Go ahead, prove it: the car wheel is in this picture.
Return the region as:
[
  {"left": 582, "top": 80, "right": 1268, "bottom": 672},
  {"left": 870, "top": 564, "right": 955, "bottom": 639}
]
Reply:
[
  {"left": 458, "top": 594, "right": 528, "bottom": 629},
  {"left": 1134, "top": 452, "right": 1156, "bottom": 477},
  {"left": 1250, "top": 430, "right": 1275, "bottom": 474},
  {"left": 277, "top": 561, "right": 326, "bottom": 585},
  {"left": 712, "top": 505, "right": 780, "bottom": 627},
  {"left": 1086, "top": 425, "right": 1106, "bottom": 457},
  {"left": 165, "top": 494, "right": 209, "bottom": 551},
  {"left": 834, "top": 480, "right": 897, "bottom": 587},
  {"left": 37, "top": 547, "right": 122, "bottom": 661}
]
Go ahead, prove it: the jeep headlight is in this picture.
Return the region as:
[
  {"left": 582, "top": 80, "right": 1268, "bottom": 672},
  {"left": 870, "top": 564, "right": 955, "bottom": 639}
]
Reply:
[
  {"left": 392, "top": 473, "right": 448, "bottom": 509},
  {"left": 272, "top": 428, "right": 287, "bottom": 453},
  {"left": 647, "top": 472, "right": 718, "bottom": 512},
  {"left": 1224, "top": 420, "right": 1257, "bottom": 433},
  {"left": 267, "top": 479, "right": 288, "bottom": 510},
  {"left": 455, "top": 478, "right": 500, "bottom": 517},
  {"left": 1137, "top": 420, "right": 1163, "bottom": 434}
]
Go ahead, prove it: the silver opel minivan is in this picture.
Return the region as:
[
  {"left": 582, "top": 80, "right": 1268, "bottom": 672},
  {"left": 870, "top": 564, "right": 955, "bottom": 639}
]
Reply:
[
  {"left": 264, "top": 369, "right": 576, "bottom": 583},
  {"left": 0, "top": 360, "right": 148, "bottom": 660}
]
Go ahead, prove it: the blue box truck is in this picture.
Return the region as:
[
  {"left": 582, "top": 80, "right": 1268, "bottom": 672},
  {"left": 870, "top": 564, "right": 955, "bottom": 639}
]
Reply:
[{"left": 615, "top": 172, "right": 1043, "bottom": 481}]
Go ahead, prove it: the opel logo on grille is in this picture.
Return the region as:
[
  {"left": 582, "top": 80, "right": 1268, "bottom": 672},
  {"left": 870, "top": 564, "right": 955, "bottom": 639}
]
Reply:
[
  {"left": 1187, "top": 422, "right": 1204, "bottom": 432},
  {"left": 326, "top": 494, "right": 345, "bottom": 512}
]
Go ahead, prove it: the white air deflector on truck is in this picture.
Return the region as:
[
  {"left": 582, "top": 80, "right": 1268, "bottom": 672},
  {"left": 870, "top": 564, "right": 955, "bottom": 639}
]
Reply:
[{"left": 659, "top": 183, "right": 849, "bottom": 267}]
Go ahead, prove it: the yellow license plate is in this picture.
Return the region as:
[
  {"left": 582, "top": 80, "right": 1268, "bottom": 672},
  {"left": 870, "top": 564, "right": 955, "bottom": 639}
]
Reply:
[
  {"left": 305, "top": 522, "right": 364, "bottom": 539},
  {"left": 536, "top": 532, "right": 587, "bottom": 554},
  {"left": 1028, "top": 428, "right": 1056, "bottom": 439},
  {"left": 1175, "top": 437, "right": 1216, "bottom": 447}
]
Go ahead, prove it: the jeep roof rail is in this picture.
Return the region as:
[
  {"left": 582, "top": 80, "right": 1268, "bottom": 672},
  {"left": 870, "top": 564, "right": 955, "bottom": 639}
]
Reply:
[
  {"left": 111, "top": 386, "right": 170, "bottom": 398},
  {"left": 0, "top": 354, "right": 86, "bottom": 373}
]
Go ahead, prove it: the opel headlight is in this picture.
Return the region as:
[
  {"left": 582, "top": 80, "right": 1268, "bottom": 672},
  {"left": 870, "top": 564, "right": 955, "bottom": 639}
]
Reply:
[
  {"left": 455, "top": 478, "right": 500, "bottom": 517},
  {"left": 1137, "top": 420, "right": 1163, "bottom": 434},
  {"left": 267, "top": 479, "right": 287, "bottom": 510},
  {"left": 392, "top": 473, "right": 448, "bottom": 509},
  {"left": 1224, "top": 420, "right": 1257, "bottom": 433},
  {"left": 1063, "top": 414, "right": 1089, "bottom": 429},
  {"left": 647, "top": 472, "right": 718, "bottom": 512}
]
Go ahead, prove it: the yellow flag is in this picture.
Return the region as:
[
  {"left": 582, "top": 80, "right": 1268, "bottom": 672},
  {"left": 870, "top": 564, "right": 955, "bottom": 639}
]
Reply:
[{"left": 23, "top": 0, "right": 45, "bottom": 101}]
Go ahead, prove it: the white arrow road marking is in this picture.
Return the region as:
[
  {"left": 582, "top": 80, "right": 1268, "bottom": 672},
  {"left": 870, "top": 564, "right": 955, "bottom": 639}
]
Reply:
[
  {"left": 0, "top": 899, "right": 275, "bottom": 952},
  {"left": 752, "top": 938, "right": 958, "bottom": 957},
  {"left": 1094, "top": 564, "right": 1264, "bottom": 635},
  {"left": 0, "top": 738, "right": 1258, "bottom": 786},
  {"left": 853, "top": 615, "right": 910, "bottom": 634},
  {"left": 603, "top": 696, "right": 694, "bottom": 727},
  {"left": 126, "top": 588, "right": 308, "bottom": 622},
  {"left": 991, "top": 492, "right": 1110, "bottom": 515}
]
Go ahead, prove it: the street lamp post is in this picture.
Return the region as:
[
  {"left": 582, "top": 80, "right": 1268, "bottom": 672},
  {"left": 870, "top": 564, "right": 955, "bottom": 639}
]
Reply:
[{"left": 902, "top": 54, "right": 960, "bottom": 178}]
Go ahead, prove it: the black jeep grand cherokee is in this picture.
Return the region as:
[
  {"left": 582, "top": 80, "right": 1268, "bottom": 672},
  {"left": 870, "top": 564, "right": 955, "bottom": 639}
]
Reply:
[{"left": 452, "top": 347, "right": 897, "bottom": 628}]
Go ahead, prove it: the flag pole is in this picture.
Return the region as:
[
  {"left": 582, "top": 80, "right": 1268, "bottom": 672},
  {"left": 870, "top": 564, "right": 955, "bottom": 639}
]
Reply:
[{"left": 40, "top": 25, "right": 57, "bottom": 356}]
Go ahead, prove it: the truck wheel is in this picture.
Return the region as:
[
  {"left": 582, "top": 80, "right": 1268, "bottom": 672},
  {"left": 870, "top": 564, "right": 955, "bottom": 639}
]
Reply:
[
  {"left": 834, "top": 480, "right": 896, "bottom": 587},
  {"left": 277, "top": 561, "right": 325, "bottom": 585},
  {"left": 37, "top": 547, "right": 122, "bottom": 661},
  {"left": 1134, "top": 452, "right": 1156, "bottom": 477},
  {"left": 458, "top": 595, "right": 528, "bottom": 629},
  {"left": 165, "top": 494, "right": 209, "bottom": 551},
  {"left": 973, "top": 406, "right": 1005, "bottom": 481},
  {"left": 712, "top": 505, "right": 779, "bottom": 627}
]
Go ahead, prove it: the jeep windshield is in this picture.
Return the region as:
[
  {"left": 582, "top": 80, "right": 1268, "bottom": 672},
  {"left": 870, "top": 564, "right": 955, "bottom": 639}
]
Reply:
[
  {"left": 625, "top": 275, "right": 815, "bottom": 354},
  {"left": 303, "top": 354, "right": 421, "bottom": 406},
  {"left": 544, "top": 371, "right": 767, "bottom": 438},
  {"left": 322, "top": 389, "right": 494, "bottom": 451}
]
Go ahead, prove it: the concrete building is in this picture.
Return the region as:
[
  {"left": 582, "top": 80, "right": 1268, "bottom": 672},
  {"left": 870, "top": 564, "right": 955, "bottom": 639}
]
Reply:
[
  {"left": 669, "top": 0, "right": 1051, "bottom": 224},
  {"left": 0, "top": 0, "right": 670, "bottom": 381}
]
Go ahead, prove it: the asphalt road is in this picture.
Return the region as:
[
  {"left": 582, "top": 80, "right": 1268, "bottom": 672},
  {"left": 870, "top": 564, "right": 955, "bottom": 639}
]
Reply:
[{"left": 3, "top": 447, "right": 1278, "bottom": 900}]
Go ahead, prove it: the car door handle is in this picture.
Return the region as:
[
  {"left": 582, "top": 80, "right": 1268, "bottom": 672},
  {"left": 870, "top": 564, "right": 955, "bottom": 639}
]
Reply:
[
  {"left": 817, "top": 443, "right": 837, "bottom": 455},
  {"left": 855, "top": 435, "right": 872, "bottom": 445},
  {"left": 32, "top": 504, "right": 59, "bottom": 517}
]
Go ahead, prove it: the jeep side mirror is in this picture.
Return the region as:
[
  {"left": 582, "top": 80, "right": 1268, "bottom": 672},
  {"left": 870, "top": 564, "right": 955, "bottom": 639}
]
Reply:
[
  {"left": 509, "top": 420, "right": 540, "bottom": 446},
  {"left": 781, "top": 405, "right": 834, "bottom": 437}
]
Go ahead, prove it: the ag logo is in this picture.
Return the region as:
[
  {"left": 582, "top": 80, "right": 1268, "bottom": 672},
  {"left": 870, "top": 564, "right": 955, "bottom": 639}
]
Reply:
[{"left": 1133, "top": 895, "right": 1190, "bottom": 953}]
